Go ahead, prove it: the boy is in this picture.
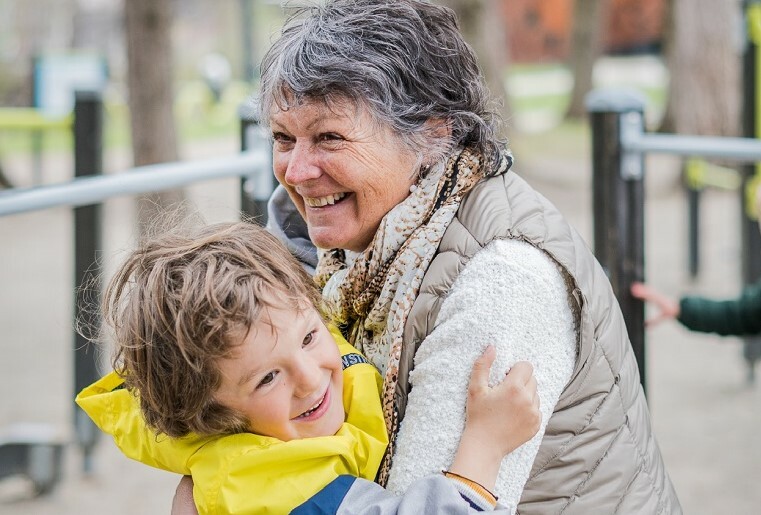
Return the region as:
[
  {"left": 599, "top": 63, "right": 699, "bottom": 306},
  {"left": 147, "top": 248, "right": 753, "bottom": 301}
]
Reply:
[{"left": 77, "top": 222, "right": 540, "bottom": 514}]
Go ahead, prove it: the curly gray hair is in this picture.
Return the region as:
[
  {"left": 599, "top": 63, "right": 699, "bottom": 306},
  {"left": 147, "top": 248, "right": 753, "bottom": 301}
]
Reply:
[{"left": 258, "top": 0, "right": 505, "bottom": 167}]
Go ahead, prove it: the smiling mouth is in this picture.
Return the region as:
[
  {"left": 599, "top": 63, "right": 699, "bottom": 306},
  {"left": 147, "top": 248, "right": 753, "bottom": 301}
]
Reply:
[
  {"left": 304, "top": 192, "right": 347, "bottom": 207},
  {"left": 294, "top": 390, "right": 328, "bottom": 419}
]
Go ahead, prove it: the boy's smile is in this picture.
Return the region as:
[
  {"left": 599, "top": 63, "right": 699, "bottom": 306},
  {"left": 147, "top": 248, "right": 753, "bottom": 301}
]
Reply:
[{"left": 214, "top": 304, "right": 345, "bottom": 441}]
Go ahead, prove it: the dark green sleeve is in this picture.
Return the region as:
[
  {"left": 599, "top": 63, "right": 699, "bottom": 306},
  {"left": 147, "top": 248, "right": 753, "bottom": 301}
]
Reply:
[{"left": 677, "top": 280, "right": 761, "bottom": 336}]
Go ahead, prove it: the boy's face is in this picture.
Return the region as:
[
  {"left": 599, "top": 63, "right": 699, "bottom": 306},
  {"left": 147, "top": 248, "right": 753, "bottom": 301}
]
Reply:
[{"left": 214, "top": 304, "right": 345, "bottom": 441}]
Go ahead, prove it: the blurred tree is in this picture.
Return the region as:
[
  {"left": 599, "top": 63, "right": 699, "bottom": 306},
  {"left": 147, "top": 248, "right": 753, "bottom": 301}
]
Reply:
[
  {"left": 659, "top": 0, "right": 740, "bottom": 135},
  {"left": 125, "top": 0, "right": 185, "bottom": 232},
  {"left": 438, "top": 0, "right": 512, "bottom": 134},
  {"left": 566, "top": 0, "right": 609, "bottom": 118}
]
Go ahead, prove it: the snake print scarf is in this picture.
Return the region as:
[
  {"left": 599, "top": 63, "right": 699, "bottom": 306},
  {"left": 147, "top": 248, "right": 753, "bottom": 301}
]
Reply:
[{"left": 315, "top": 146, "right": 512, "bottom": 483}]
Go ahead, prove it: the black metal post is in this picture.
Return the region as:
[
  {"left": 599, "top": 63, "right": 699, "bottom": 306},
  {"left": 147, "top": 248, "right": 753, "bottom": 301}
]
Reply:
[
  {"left": 73, "top": 89, "right": 103, "bottom": 471},
  {"left": 586, "top": 90, "right": 648, "bottom": 394},
  {"left": 240, "top": 0, "right": 256, "bottom": 83},
  {"left": 687, "top": 182, "right": 701, "bottom": 278},
  {"left": 741, "top": 1, "right": 761, "bottom": 383},
  {"left": 239, "top": 102, "right": 273, "bottom": 223},
  {"left": 31, "top": 130, "right": 44, "bottom": 185}
]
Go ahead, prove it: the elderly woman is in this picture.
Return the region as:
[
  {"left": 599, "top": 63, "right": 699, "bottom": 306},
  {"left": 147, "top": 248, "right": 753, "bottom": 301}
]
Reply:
[{"left": 176, "top": 0, "right": 680, "bottom": 513}]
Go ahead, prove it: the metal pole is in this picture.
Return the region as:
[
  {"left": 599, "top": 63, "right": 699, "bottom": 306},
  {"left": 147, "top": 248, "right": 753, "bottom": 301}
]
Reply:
[
  {"left": 240, "top": 0, "right": 256, "bottom": 83},
  {"left": 31, "top": 130, "right": 43, "bottom": 185},
  {"left": 73, "top": 89, "right": 103, "bottom": 472},
  {"left": 685, "top": 159, "right": 702, "bottom": 278},
  {"left": 586, "top": 89, "right": 648, "bottom": 394},
  {"left": 742, "top": 0, "right": 761, "bottom": 383},
  {"left": 687, "top": 184, "right": 700, "bottom": 278},
  {"left": 239, "top": 102, "right": 272, "bottom": 223}
]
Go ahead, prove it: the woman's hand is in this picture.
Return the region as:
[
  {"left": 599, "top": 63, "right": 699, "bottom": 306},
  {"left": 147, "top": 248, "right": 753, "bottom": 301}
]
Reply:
[
  {"left": 448, "top": 346, "right": 541, "bottom": 491},
  {"left": 630, "top": 282, "right": 680, "bottom": 326}
]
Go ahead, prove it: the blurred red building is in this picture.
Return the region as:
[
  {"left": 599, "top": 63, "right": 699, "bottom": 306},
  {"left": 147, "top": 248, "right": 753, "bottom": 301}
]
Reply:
[{"left": 501, "top": 0, "right": 665, "bottom": 63}]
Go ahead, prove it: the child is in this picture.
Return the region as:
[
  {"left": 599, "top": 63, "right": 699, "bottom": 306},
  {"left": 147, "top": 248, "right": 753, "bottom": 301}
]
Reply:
[
  {"left": 76, "top": 222, "right": 540, "bottom": 514},
  {"left": 629, "top": 184, "right": 761, "bottom": 337},
  {"left": 630, "top": 280, "right": 761, "bottom": 336}
]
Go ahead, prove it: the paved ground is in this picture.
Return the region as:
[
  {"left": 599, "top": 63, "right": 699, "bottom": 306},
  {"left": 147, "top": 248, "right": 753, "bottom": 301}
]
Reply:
[{"left": 1, "top": 129, "right": 760, "bottom": 514}]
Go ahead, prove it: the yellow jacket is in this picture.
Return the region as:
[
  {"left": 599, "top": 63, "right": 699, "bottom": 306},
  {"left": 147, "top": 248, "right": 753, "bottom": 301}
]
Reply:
[{"left": 76, "top": 327, "right": 388, "bottom": 514}]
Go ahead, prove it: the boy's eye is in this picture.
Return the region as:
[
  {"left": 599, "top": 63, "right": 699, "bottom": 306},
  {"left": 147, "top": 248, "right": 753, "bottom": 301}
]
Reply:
[
  {"left": 257, "top": 371, "right": 277, "bottom": 388},
  {"left": 302, "top": 330, "right": 316, "bottom": 347}
]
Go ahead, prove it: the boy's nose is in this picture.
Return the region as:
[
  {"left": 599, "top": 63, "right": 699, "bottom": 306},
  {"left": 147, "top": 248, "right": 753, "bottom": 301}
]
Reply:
[{"left": 292, "top": 359, "right": 323, "bottom": 398}]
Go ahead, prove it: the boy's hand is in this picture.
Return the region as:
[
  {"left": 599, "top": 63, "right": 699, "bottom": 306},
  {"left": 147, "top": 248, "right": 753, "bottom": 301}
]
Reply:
[
  {"left": 448, "top": 346, "right": 541, "bottom": 491},
  {"left": 464, "top": 346, "right": 541, "bottom": 457}
]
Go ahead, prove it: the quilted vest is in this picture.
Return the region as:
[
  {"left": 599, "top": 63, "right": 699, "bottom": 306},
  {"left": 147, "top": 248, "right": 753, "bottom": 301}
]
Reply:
[{"left": 396, "top": 172, "right": 681, "bottom": 514}]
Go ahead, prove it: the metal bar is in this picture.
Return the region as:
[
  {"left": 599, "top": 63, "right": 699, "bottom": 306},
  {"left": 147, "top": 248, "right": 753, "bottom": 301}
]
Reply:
[
  {"left": 624, "top": 132, "right": 761, "bottom": 162},
  {"left": 687, "top": 185, "right": 700, "bottom": 278},
  {"left": 73, "top": 89, "right": 103, "bottom": 473},
  {"left": 0, "top": 150, "right": 267, "bottom": 217},
  {"left": 31, "top": 131, "right": 43, "bottom": 185},
  {"left": 587, "top": 89, "right": 648, "bottom": 395},
  {"left": 239, "top": 102, "right": 261, "bottom": 220},
  {"left": 238, "top": 102, "right": 273, "bottom": 223},
  {"left": 240, "top": 0, "right": 256, "bottom": 82}
]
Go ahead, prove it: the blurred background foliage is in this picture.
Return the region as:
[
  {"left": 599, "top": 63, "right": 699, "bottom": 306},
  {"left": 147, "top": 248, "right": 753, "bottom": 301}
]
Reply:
[{"left": 0, "top": 0, "right": 742, "bottom": 168}]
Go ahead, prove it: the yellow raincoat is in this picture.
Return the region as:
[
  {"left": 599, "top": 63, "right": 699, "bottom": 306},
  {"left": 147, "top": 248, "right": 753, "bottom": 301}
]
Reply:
[{"left": 76, "top": 327, "right": 388, "bottom": 514}]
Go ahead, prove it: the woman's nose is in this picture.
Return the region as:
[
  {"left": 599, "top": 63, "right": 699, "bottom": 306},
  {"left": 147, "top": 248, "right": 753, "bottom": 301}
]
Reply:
[{"left": 283, "top": 141, "right": 321, "bottom": 186}]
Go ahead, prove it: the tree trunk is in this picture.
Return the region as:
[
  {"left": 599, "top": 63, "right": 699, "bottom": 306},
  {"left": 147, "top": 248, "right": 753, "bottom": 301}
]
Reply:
[
  {"left": 124, "top": 0, "right": 184, "bottom": 233},
  {"left": 660, "top": 0, "right": 741, "bottom": 136},
  {"left": 439, "top": 0, "right": 512, "bottom": 137},
  {"left": 566, "top": 0, "right": 607, "bottom": 119}
]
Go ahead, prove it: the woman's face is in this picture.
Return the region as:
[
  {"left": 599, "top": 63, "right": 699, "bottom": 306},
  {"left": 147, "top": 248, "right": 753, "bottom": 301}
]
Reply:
[{"left": 270, "top": 100, "right": 418, "bottom": 252}]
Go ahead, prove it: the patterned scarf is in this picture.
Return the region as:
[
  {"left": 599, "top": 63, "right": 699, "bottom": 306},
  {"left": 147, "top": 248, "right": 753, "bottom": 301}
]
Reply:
[{"left": 315, "top": 146, "right": 512, "bottom": 483}]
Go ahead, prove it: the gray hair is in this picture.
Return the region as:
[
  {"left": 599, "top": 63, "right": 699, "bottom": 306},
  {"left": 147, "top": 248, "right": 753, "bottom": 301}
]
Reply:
[{"left": 258, "top": 0, "right": 505, "bottom": 167}]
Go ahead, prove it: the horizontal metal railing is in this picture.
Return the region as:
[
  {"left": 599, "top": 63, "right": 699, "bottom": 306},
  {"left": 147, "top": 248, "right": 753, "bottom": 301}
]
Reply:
[
  {"left": 0, "top": 149, "right": 268, "bottom": 217},
  {"left": 621, "top": 115, "right": 761, "bottom": 161}
]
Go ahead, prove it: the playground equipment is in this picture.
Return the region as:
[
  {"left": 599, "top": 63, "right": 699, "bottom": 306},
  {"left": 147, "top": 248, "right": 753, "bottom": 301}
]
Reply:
[{"left": 0, "top": 90, "right": 273, "bottom": 494}]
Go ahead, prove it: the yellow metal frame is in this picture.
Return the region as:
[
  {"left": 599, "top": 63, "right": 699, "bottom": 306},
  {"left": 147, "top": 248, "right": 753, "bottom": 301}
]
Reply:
[{"left": 0, "top": 108, "right": 71, "bottom": 132}]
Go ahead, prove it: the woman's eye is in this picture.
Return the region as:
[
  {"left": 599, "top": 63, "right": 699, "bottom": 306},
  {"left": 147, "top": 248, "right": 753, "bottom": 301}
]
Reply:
[
  {"left": 319, "top": 133, "right": 343, "bottom": 143},
  {"left": 257, "top": 371, "right": 277, "bottom": 388},
  {"left": 272, "top": 132, "right": 293, "bottom": 147},
  {"left": 302, "top": 330, "right": 316, "bottom": 347}
]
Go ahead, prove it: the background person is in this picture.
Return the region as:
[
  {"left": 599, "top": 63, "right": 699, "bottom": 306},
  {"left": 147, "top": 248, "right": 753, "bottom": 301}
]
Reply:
[
  {"left": 630, "top": 280, "right": 761, "bottom": 336},
  {"left": 630, "top": 184, "right": 761, "bottom": 337}
]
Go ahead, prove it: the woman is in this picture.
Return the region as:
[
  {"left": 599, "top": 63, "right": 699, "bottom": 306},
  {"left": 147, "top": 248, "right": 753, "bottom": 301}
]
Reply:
[{"left": 177, "top": 0, "right": 681, "bottom": 513}]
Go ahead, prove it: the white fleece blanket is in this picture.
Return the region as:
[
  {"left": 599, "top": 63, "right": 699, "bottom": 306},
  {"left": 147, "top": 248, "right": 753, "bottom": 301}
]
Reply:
[{"left": 386, "top": 239, "right": 576, "bottom": 514}]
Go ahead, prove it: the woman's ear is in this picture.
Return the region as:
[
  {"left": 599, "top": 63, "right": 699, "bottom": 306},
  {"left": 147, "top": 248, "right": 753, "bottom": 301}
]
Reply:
[
  {"left": 419, "top": 118, "right": 452, "bottom": 168},
  {"left": 423, "top": 117, "right": 451, "bottom": 140}
]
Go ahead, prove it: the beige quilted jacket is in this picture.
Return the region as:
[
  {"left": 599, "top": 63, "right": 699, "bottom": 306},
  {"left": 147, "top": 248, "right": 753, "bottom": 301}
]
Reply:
[{"left": 395, "top": 172, "right": 681, "bottom": 514}]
